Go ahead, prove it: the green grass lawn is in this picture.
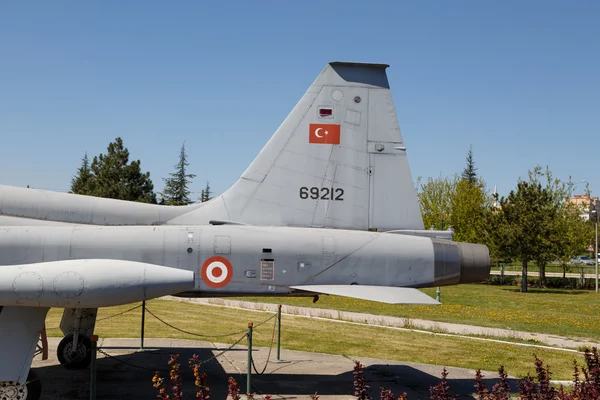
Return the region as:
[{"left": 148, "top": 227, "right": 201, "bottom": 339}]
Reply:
[
  {"left": 230, "top": 284, "right": 600, "bottom": 340},
  {"left": 45, "top": 299, "right": 587, "bottom": 380}
]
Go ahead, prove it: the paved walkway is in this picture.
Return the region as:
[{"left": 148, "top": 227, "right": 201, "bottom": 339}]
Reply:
[
  {"left": 162, "top": 297, "right": 600, "bottom": 351},
  {"left": 490, "top": 270, "right": 599, "bottom": 279},
  {"left": 34, "top": 337, "right": 517, "bottom": 400}
]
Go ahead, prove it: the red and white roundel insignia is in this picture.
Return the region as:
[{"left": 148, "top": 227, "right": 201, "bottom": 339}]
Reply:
[{"left": 201, "top": 256, "right": 233, "bottom": 288}]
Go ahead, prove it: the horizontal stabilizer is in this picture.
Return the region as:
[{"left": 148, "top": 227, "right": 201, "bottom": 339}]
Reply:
[
  {"left": 386, "top": 229, "right": 454, "bottom": 241},
  {"left": 289, "top": 285, "right": 440, "bottom": 305}
]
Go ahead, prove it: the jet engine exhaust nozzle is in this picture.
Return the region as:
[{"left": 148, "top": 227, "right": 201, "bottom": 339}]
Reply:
[
  {"left": 432, "top": 239, "right": 491, "bottom": 286},
  {"left": 457, "top": 242, "right": 491, "bottom": 284}
]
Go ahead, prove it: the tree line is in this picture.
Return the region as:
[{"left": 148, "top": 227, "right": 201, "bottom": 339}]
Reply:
[
  {"left": 70, "top": 137, "right": 211, "bottom": 206},
  {"left": 417, "top": 146, "right": 595, "bottom": 292}
]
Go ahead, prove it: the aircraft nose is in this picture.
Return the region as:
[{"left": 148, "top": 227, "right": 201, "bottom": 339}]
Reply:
[{"left": 457, "top": 242, "right": 491, "bottom": 284}]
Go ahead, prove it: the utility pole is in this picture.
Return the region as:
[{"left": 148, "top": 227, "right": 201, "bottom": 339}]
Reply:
[{"left": 591, "top": 199, "right": 598, "bottom": 293}]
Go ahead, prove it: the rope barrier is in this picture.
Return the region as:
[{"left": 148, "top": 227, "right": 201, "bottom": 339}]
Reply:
[
  {"left": 77, "top": 304, "right": 143, "bottom": 332},
  {"left": 92, "top": 304, "right": 281, "bottom": 379},
  {"left": 97, "top": 333, "right": 249, "bottom": 372},
  {"left": 96, "top": 304, "right": 143, "bottom": 322},
  {"left": 253, "top": 313, "right": 277, "bottom": 329},
  {"left": 97, "top": 348, "right": 169, "bottom": 372},
  {"left": 251, "top": 312, "right": 278, "bottom": 375},
  {"left": 145, "top": 307, "right": 248, "bottom": 338},
  {"left": 144, "top": 306, "right": 277, "bottom": 338}
]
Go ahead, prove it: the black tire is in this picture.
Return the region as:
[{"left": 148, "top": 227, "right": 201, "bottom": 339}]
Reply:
[
  {"left": 0, "top": 370, "right": 41, "bottom": 400},
  {"left": 26, "top": 369, "right": 42, "bottom": 400},
  {"left": 57, "top": 334, "right": 92, "bottom": 370}
]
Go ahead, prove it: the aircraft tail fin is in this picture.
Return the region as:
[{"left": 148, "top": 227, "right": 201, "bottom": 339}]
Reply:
[{"left": 169, "top": 62, "right": 424, "bottom": 230}]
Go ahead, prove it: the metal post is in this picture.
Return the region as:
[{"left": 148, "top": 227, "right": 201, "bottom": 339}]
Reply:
[
  {"left": 277, "top": 305, "right": 282, "bottom": 360},
  {"left": 90, "top": 335, "right": 98, "bottom": 400},
  {"left": 140, "top": 301, "right": 146, "bottom": 351},
  {"left": 595, "top": 216, "right": 598, "bottom": 293},
  {"left": 436, "top": 219, "right": 444, "bottom": 302},
  {"left": 247, "top": 322, "right": 253, "bottom": 396},
  {"left": 274, "top": 305, "right": 289, "bottom": 363}
]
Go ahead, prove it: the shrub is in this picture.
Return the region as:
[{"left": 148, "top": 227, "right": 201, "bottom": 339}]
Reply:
[{"left": 151, "top": 348, "right": 600, "bottom": 399}]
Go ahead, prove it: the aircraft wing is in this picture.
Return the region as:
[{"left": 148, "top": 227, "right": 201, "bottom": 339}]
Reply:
[{"left": 289, "top": 285, "right": 440, "bottom": 305}]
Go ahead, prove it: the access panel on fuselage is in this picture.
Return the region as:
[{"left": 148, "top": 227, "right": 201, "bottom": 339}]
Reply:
[{"left": 162, "top": 227, "right": 200, "bottom": 272}]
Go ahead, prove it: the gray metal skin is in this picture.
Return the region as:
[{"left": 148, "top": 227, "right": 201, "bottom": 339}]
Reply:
[
  {"left": 0, "top": 62, "right": 423, "bottom": 231},
  {"left": 0, "top": 225, "right": 488, "bottom": 297}
]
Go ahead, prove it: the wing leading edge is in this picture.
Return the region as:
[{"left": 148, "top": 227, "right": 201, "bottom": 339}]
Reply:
[{"left": 289, "top": 285, "right": 440, "bottom": 305}]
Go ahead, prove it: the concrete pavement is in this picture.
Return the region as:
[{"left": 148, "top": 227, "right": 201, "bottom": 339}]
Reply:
[
  {"left": 33, "top": 337, "right": 517, "bottom": 400},
  {"left": 490, "top": 269, "right": 599, "bottom": 279}
]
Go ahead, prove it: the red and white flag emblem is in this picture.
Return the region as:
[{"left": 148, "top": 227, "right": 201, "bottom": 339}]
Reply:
[{"left": 309, "top": 124, "right": 340, "bottom": 144}]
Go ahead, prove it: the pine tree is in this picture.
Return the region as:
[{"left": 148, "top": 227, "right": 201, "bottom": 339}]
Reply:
[
  {"left": 461, "top": 145, "right": 478, "bottom": 185},
  {"left": 87, "top": 137, "right": 155, "bottom": 203},
  {"left": 70, "top": 152, "right": 94, "bottom": 194},
  {"left": 201, "top": 181, "right": 212, "bottom": 202},
  {"left": 161, "top": 143, "right": 196, "bottom": 206}
]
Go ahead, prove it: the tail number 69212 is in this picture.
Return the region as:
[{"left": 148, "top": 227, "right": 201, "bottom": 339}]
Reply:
[{"left": 299, "top": 187, "right": 344, "bottom": 201}]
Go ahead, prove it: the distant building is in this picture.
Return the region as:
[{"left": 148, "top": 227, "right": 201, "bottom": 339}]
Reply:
[
  {"left": 567, "top": 194, "right": 599, "bottom": 221},
  {"left": 492, "top": 184, "right": 502, "bottom": 211}
]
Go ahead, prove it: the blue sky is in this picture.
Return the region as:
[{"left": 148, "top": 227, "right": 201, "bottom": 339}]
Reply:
[{"left": 0, "top": 1, "right": 598, "bottom": 199}]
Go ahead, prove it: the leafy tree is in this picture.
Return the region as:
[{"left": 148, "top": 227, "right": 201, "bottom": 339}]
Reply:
[
  {"left": 461, "top": 145, "right": 478, "bottom": 185},
  {"left": 491, "top": 166, "right": 566, "bottom": 291},
  {"left": 71, "top": 137, "right": 155, "bottom": 203},
  {"left": 161, "top": 143, "right": 196, "bottom": 206},
  {"left": 416, "top": 175, "right": 453, "bottom": 231},
  {"left": 417, "top": 173, "right": 492, "bottom": 245},
  {"left": 70, "top": 152, "right": 93, "bottom": 194},
  {"left": 200, "top": 181, "right": 212, "bottom": 202},
  {"left": 449, "top": 178, "right": 491, "bottom": 244}
]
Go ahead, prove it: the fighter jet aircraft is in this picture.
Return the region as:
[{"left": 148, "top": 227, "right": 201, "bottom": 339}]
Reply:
[{"left": 0, "top": 62, "right": 490, "bottom": 400}]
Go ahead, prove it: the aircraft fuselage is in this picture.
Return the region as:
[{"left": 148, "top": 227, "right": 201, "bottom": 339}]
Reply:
[{"left": 0, "top": 225, "right": 486, "bottom": 301}]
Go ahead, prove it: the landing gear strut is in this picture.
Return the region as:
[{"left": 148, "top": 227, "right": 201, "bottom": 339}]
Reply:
[
  {"left": 57, "top": 333, "right": 92, "bottom": 370},
  {"left": 0, "top": 370, "right": 42, "bottom": 400},
  {"left": 57, "top": 308, "right": 96, "bottom": 369}
]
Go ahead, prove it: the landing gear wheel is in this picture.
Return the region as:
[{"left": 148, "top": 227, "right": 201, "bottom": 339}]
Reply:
[
  {"left": 57, "top": 334, "right": 92, "bottom": 370},
  {"left": 0, "top": 369, "right": 42, "bottom": 400}
]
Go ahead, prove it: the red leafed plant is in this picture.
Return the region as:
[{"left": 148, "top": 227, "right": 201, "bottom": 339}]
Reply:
[
  {"left": 353, "top": 361, "right": 371, "bottom": 400},
  {"left": 228, "top": 376, "right": 241, "bottom": 400},
  {"left": 152, "top": 348, "right": 600, "bottom": 400},
  {"left": 429, "top": 367, "right": 456, "bottom": 400}
]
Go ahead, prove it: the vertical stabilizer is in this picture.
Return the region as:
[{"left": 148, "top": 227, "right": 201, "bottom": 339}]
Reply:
[{"left": 169, "top": 62, "right": 424, "bottom": 230}]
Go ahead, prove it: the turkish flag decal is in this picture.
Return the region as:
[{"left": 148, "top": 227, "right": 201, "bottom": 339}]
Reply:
[{"left": 309, "top": 124, "right": 341, "bottom": 144}]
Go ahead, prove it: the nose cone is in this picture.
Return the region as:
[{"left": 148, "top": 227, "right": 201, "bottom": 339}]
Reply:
[{"left": 457, "top": 242, "right": 491, "bottom": 283}]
